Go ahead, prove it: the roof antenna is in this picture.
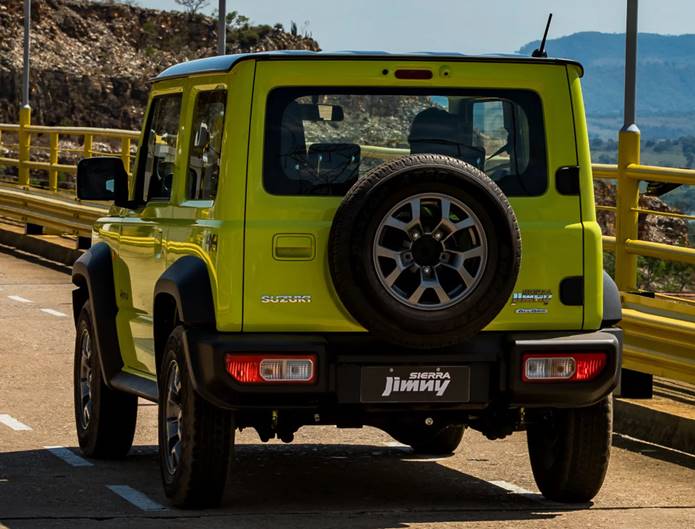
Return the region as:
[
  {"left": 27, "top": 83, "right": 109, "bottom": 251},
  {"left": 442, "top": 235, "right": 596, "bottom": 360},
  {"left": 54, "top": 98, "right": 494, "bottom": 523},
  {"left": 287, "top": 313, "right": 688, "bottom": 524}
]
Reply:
[{"left": 532, "top": 13, "right": 553, "bottom": 58}]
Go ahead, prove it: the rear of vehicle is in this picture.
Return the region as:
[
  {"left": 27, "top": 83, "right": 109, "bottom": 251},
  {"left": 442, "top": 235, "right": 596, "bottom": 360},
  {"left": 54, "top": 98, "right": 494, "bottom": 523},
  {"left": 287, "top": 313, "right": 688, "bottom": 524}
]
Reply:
[
  {"left": 183, "top": 55, "right": 620, "bottom": 505},
  {"left": 72, "top": 53, "right": 621, "bottom": 509}
]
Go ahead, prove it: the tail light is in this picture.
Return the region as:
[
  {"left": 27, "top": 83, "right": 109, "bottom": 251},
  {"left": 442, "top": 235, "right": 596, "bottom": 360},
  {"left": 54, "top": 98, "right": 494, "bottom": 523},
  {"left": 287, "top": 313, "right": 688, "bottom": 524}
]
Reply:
[
  {"left": 522, "top": 353, "right": 606, "bottom": 382},
  {"left": 225, "top": 354, "right": 316, "bottom": 384}
]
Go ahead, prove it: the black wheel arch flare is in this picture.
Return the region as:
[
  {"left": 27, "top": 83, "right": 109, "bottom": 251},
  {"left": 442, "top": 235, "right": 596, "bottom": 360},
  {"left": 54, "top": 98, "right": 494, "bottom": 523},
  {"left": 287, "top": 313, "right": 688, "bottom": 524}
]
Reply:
[
  {"left": 153, "top": 256, "right": 216, "bottom": 374},
  {"left": 71, "top": 242, "right": 123, "bottom": 386}
]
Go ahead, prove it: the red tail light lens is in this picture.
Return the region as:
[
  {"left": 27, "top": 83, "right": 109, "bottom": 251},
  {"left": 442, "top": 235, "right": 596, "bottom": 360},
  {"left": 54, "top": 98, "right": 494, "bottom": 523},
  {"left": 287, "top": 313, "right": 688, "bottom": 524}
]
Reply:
[
  {"left": 574, "top": 353, "right": 607, "bottom": 381},
  {"left": 522, "top": 353, "right": 606, "bottom": 382},
  {"left": 225, "top": 354, "right": 316, "bottom": 384}
]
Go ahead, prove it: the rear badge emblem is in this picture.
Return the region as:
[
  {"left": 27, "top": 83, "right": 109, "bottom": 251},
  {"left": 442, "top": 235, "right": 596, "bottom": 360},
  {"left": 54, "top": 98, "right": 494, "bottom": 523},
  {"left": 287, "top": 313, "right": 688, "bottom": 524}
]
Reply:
[
  {"left": 382, "top": 370, "right": 451, "bottom": 397},
  {"left": 511, "top": 289, "right": 552, "bottom": 305},
  {"left": 515, "top": 308, "right": 548, "bottom": 314},
  {"left": 261, "top": 295, "right": 312, "bottom": 304}
]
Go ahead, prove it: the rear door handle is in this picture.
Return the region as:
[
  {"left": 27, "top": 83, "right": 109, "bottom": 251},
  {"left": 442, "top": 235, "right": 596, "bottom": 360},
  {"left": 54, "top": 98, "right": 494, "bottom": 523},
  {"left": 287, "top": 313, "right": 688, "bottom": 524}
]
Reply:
[{"left": 272, "top": 234, "right": 315, "bottom": 261}]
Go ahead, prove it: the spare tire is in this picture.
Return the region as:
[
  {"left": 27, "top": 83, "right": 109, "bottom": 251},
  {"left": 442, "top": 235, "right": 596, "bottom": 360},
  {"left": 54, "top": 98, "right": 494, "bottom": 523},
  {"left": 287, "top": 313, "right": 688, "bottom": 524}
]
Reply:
[{"left": 328, "top": 154, "right": 521, "bottom": 348}]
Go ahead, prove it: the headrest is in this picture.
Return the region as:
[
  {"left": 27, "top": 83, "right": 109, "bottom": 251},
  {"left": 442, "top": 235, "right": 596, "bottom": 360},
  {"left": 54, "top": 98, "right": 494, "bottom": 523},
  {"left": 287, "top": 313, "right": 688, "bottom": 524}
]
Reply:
[{"left": 408, "top": 107, "right": 464, "bottom": 145}]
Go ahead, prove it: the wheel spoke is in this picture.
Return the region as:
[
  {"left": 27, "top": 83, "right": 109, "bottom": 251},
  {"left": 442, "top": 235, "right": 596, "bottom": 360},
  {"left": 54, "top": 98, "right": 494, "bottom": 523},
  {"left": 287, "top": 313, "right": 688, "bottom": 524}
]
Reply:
[
  {"left": 408, "top": 281, "right": 426, "bottom": 304},
  {"left": 448, "top": 246, "right": 484, "bottom": 262},
  {"left": 440, "top": 197, "right": 451, "bottom": 224},
  {"left": 430, "top": 274, "right": 451, "bottom": 304},
  {"left": 409, "top": 198, "right": 421, "bottom": 224},
  {"left": 454, "top": 216, "right": 475, "bottom": 231},
  {"left": 384, "top": 266, "right": 405, "bottom": 287},
  {"left": 383, "top": 216, "right": 409, "bottom": 233},
  {"left": 442, "top": 261, "right": 476, "bottom": 287},
  {"left": 171, "top": 441, "right": 181, "bottom": 468},
  {"left": 166, "top": 401, "right": 181, "bottom": 420},
  {"left": 374, "top": 245, "right": 401, "bottom": 261}
]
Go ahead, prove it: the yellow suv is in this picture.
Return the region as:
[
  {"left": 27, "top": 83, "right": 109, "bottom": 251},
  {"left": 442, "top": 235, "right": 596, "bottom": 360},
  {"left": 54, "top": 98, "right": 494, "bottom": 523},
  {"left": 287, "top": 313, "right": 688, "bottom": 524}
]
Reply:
[{"left": 72, "top": 51, "right": 622, "bottom": 508}]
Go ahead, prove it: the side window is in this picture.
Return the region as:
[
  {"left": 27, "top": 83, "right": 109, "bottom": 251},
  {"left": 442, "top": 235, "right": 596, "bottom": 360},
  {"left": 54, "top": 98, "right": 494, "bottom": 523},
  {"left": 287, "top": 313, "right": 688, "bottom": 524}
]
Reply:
[
  {"left": 186, "top": 90, "right": 227, "bottom": 200},
  {"left": 138, "top": 93, "right": 182, "bottom": 202}
]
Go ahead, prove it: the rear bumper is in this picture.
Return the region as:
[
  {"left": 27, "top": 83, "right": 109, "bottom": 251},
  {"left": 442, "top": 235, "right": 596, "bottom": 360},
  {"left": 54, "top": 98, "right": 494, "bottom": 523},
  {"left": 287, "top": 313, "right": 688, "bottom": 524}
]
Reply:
[{"left": 181, "top": 329, "right": 621, "bottom": 412}]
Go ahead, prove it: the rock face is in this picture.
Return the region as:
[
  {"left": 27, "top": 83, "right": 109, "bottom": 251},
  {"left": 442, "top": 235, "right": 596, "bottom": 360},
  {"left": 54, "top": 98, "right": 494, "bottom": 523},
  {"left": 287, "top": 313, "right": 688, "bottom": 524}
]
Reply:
[{"left": 0, "top": 0, "right": 319, "bottom": 130}]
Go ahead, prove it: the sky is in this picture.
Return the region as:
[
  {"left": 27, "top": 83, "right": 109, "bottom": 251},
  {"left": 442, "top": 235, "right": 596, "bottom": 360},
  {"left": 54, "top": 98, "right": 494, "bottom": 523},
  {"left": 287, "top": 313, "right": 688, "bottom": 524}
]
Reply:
[{"left": 140, "top": 0, "right": 695, "bottom": 54}]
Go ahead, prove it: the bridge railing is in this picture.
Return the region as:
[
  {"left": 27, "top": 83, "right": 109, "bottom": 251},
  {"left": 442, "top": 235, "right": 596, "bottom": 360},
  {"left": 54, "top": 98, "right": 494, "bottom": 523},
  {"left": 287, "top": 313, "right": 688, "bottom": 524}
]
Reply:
[
  {"left": 0, "top": 122, "right": 693, "bottom": 385},
  {"left": 0, "top": 122, "right": 137, "bottom": 237},
  {"left": 0, "top": 122, "right": 138, "bottom": 191}
]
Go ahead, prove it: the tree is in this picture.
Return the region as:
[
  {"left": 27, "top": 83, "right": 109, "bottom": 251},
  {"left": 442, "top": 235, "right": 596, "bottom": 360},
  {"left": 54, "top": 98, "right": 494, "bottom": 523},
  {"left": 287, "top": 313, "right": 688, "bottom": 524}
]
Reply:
[
  {"left": 175, "top": 0, "right": 209, "bottom": 15},
  {"left": 225, "top": 10, "right": 250, "bottom": 29}
]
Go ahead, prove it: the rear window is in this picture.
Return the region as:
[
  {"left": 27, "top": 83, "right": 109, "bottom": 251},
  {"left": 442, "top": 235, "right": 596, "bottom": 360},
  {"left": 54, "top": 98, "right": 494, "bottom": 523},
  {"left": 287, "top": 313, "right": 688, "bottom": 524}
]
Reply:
[{"left": 263, "top": 88, "right": 547, "bottom": 196}]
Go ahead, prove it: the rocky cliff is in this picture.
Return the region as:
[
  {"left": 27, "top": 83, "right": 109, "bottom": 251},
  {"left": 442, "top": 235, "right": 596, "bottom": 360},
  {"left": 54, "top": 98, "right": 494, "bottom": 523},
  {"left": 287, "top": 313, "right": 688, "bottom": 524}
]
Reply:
[{"left": 0, "top": 0, "right": 319, "bottom": 129}]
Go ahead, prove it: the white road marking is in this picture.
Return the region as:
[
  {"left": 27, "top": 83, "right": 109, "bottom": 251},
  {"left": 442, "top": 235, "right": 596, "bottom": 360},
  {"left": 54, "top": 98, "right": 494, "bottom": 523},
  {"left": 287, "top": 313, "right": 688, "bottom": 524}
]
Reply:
[
  {"left": 40, "top": 308, "right": 67, "bottom": 317},
  {"left": 107, "top": 485, "right": 167, "bottom": 512},
  {"left": 7, "top": 295, "right": 31, "bottom": 303},
  {"left": 0, "top": 414, "right": 32, "bottom": 431},
  {"left": 44, "top": 446, "right": 94, "bottom": 467},
  {"left": 488, "top": 480, "right": 563, "bottom": 505},
  {"left": 489, "top": 480, "right": 536, "bottom": 495},
  {"left": 383, "top": 441, "right": 410, "bottom": 448}
]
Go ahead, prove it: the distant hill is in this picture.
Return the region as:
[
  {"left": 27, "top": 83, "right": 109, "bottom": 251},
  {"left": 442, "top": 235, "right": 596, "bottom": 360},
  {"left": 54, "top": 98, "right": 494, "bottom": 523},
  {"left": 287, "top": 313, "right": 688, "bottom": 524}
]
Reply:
[{"left": 519, "top": 32, "right": 695, "bottom": 139}]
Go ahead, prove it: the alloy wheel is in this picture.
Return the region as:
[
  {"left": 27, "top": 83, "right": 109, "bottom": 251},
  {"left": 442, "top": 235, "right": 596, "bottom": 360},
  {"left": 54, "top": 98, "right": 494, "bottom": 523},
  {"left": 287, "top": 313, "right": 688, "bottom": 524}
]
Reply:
[{"left": 372, "top": 192, "right": 488, "bottom": 310}]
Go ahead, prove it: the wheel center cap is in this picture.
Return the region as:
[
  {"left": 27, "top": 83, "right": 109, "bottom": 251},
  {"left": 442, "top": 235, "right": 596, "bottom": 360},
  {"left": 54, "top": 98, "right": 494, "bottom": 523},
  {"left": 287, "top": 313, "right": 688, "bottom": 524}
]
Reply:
[{"left": 411, "top": 236, "right": 443, "bottom": 266}]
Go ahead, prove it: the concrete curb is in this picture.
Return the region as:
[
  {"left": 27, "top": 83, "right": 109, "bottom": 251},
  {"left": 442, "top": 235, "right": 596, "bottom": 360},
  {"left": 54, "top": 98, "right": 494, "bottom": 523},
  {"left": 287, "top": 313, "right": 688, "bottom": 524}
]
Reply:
[
  {"left": 0, "top": 227, "right": 82, "bottom": 267},
  {"left": 614, "top": 398, "right": 695, "bottom": 454}
]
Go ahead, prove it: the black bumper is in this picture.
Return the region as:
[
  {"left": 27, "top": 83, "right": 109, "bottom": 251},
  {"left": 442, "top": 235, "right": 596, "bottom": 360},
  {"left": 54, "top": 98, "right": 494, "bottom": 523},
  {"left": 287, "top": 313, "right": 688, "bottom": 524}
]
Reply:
[{"left": 181, "top": 328, "right": 622, "bottom": 412}]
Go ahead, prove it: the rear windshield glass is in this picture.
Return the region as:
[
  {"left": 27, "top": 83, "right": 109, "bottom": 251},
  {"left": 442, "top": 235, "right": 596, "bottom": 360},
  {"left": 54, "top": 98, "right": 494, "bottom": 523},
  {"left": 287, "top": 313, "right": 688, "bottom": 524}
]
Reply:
[{"left": 264, "top": 88, "right": 547, "bottom": 196}]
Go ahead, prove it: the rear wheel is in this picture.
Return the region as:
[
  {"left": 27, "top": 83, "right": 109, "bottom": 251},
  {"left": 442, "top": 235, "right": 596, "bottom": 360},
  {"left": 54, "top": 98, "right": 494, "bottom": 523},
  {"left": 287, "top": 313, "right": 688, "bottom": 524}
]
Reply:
[
  {"left": 527, "top": 397, "right": 613, "bottom": 502},
  {"left": 73, "top": 303, "right": 137, "bottom": 458},
  {"left": 158, "top": 326, "right": 234, "bottom": 508},
  {"left": 388, "top": 423, "right": 465, "bottom": 455}
]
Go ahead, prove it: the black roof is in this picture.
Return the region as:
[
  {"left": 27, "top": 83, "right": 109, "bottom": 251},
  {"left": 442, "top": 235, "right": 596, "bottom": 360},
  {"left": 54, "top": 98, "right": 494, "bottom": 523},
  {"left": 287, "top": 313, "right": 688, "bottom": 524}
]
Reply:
[{"left": 155, "top": 50, "right": 584, "bottom": 80}]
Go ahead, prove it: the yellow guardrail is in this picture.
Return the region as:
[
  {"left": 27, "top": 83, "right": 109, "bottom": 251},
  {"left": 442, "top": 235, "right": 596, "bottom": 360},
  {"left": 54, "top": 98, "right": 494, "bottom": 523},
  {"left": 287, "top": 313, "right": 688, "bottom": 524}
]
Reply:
[
  {"left": 0, "top": 183, "right": 106, "bottom": 238},
  {"left": 593, "top": 130, "right": 694, "bottom": 385},
  {"left": 0, "top": 122, "right": 693, "bottom": 384},
  {"left": 0, "top": 119, "right": 137, "bottom": 237}
]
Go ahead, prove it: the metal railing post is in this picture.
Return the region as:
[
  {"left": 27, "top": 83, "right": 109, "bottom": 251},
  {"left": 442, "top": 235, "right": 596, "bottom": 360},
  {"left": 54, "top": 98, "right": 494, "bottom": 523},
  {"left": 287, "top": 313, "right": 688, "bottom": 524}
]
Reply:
[
  {"left": 120, "top": 136, "right": 131, "bottom": 173},
  {"left": 616, "top": 130, "right": 640, "bottom": 290},
  {"left": 18, "top": 105, "right": 31, "bottom": 186},
  {"left": 48, "top": 131, "right": 58, "bottom": 191},
  {"left": 83, "top": 134, "right": 92, "bottom": 159},
  {"left": 615, "top": 0, "right": 640, "bottom": 291}
]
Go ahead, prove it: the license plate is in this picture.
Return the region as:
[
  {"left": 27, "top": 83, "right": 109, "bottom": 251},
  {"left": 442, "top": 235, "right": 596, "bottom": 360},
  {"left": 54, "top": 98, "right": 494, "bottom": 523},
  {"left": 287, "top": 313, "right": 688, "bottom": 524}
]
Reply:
[{"left": 360, "top": 366, "right": 470, "bottom": 403}]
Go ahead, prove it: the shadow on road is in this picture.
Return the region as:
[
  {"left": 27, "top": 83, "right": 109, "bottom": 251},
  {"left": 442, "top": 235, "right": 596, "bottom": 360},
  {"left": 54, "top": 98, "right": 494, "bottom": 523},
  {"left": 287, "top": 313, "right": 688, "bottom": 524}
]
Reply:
[{"left": 0, "top": 443, "right": 568, "bottom": 526}]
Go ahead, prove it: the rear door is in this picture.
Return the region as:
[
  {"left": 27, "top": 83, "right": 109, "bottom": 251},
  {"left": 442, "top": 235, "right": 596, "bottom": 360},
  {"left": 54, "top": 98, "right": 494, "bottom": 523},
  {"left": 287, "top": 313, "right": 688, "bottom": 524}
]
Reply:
[{"left": 243, "top": 59, "right": 583, "bottom": 332}]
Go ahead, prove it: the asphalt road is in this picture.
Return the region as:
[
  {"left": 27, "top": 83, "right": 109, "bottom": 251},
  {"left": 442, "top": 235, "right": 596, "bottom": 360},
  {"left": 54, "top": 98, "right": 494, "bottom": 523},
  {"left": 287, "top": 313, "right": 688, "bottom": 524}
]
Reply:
[{"left": 0, "top": 246, "right": 693, "bottom": 529}]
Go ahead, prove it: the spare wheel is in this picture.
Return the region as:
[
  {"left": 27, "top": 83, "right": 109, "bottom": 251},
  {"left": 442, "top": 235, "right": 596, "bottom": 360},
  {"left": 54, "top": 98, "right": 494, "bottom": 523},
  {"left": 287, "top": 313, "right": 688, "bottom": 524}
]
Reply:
[{"left": 328, "top": 154, "right": 521, "bottom": 348}]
